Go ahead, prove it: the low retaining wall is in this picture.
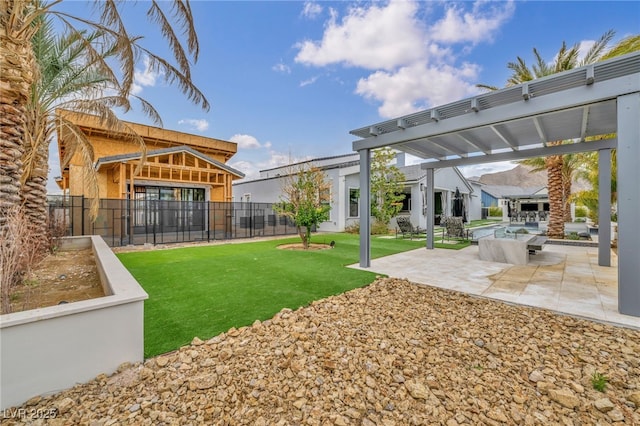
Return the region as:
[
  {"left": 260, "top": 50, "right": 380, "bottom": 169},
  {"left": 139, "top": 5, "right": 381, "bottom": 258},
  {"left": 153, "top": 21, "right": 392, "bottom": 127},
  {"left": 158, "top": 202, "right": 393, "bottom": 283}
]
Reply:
[{"left": 0, "top": 236, "right": 148, "bottom": 410}]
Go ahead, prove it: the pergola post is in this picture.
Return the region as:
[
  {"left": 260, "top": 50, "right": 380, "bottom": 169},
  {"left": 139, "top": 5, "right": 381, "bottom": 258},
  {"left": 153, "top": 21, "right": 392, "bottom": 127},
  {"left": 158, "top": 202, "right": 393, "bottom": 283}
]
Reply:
[
  {"left": 617, "top": 92, "right": 640, "bottom": 316},
  {"left": 425, "top": 168, "right": 435, "bottom": 250},
  {"left": 597, "top": 148, "right": 611, "bottom": 267},
  {"left": 359, "top": 149, "right": 371, "bottom": 267}
]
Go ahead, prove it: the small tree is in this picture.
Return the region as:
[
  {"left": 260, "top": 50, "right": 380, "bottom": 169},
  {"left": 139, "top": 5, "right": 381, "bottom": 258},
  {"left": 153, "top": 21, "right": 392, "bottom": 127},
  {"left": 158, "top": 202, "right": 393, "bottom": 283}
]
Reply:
[
  {"left": 371, "top": 148, "right": 405, "bottom": 228},
  {"left": 276, "top": 166, "right": 331, "bottom": 249}
]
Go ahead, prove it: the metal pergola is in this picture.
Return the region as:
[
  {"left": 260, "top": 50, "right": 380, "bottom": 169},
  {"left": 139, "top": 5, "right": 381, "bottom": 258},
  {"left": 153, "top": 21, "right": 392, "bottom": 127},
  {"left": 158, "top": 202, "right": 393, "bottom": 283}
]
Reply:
[{"left": 351, "top": 52, "right": 640, "bottom": 317}]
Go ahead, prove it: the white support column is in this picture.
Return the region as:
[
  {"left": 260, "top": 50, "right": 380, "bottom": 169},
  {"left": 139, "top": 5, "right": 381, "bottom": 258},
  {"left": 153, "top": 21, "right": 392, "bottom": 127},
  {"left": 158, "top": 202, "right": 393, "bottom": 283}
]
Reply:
[
  {"left": 359, "top": 149, "right": 371, "bottom": 267},
  {"left": 597, "top": 148, "right": 611, "bottom": 267},
  {"left": 617, "top": 92, "right": 640, "bottom": 317},
  {"left": 426, "top": 168, "right": 435, "bottom": 250}
]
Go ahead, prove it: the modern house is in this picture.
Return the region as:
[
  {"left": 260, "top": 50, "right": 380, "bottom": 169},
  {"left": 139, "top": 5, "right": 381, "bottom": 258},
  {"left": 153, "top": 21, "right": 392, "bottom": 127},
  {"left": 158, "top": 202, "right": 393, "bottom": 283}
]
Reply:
[
  {"left": 233, "top": 152, "right": 477, "bottom": 233},
  {"left": 480, "top": 184, "right": 550, "bottom": 221}
]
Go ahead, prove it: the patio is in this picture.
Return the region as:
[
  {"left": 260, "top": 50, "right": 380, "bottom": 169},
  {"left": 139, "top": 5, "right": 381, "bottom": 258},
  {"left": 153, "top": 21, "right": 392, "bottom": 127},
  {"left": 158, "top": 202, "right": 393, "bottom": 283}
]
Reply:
[{"left": 349, "top": 242, "right": 639, "bottom": 330}]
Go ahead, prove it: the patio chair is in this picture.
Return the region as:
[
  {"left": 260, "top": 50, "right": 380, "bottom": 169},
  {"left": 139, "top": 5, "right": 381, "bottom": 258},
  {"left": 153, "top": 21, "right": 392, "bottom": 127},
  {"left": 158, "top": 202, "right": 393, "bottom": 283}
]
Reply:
[
  {"left": 441, "top": 216, "right": 468, "bottom": 241},
  {"left": 538, "top": 210, "right": 547, "bottom": 221},
  {"left": 395, "top": 216, "right": 425, "bottom": 239},
  {"left": 527, "top": 211, "right": 537, "bottom": 222}
]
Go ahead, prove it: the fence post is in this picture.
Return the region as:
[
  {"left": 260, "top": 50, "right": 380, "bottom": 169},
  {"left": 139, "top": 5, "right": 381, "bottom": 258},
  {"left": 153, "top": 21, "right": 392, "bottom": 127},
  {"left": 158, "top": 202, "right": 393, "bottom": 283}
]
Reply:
[{"left": 80, "top": 196, "right": 85, "bottom": 236}]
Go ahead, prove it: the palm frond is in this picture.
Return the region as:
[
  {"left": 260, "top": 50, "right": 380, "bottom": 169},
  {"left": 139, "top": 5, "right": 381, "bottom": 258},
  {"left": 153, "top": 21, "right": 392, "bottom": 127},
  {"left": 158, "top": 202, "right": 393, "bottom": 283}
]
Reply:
[
  {"left": 139, "top": 48, "right": 210, "bottom": 111},
  {"left": 475, "top": 84, "right": 499, "bottom": 92},
  {"left": 147, "top": 1, "right": 192, "bottom": 78},
  {"left": 580, "top": 30, "right": 615, "bottom": 65},
  {"left": 601, "top": 34, "right": 640, "bottom": 60}
]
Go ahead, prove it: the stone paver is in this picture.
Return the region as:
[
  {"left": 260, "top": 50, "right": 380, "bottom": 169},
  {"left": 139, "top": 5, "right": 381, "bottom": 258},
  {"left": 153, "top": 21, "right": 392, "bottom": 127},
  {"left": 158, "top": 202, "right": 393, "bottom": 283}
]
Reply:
[{"left": 350, "top": 242, "right": 640, "bottom": 329}]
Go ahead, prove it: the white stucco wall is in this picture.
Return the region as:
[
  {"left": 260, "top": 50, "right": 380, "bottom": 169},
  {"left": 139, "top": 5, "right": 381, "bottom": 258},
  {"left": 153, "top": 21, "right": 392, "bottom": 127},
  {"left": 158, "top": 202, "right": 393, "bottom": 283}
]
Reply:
[
  {"left": 234, "top": 159, "right": 476, "bottom": 232},
  {"left": 0, "top": 236, "right": 148, "bottom": 410}
]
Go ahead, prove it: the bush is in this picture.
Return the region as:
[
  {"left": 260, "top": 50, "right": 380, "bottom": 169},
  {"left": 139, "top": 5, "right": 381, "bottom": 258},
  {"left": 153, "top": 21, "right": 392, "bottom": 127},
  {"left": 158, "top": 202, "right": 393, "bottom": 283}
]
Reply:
[
  {"left": 372, "top": 220, "right": 391, "bottom": 235},
  {"left": 344, "top": 222, "right": 359, "bottom": 234},
  {"left": 488, "top": 206, "right": 502, "bottom": 217},
  {"left": 344, "top": 220, "right": 391, "bottom": 235},
  {"left": 574, "top": 206, "right": 588, "bottom": 218}
]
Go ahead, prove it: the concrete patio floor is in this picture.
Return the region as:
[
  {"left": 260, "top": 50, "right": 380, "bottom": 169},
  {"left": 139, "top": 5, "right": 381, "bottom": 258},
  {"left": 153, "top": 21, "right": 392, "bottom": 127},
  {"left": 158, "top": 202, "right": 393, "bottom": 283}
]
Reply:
[{"left": 350, "top": 242, "right": 639, "bottom": 329}]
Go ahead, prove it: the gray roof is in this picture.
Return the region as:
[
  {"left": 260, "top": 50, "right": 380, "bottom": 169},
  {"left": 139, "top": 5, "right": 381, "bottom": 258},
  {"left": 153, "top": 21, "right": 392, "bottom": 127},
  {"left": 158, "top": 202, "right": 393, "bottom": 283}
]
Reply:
[
  {"left": 482, "top": 184, "right": 545, "bottom": 199},
  {"left": 94, "top": 145, "right": 245, "bottom": 178},
  {"left": 259, "top": 152, "right": 359, "bottom": 173}
]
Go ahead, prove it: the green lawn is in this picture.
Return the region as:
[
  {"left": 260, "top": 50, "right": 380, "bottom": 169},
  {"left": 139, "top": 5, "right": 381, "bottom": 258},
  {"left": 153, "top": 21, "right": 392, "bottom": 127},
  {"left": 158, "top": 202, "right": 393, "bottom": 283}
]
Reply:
[{"left": 118, "top": 233, "right": 431, "bottom": 357}]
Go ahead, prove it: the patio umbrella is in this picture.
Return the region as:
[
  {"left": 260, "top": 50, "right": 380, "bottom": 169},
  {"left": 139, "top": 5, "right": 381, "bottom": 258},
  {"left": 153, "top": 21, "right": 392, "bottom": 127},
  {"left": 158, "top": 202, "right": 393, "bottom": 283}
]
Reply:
[{"left": 452, "top": 187, "right": 463, "bottom": 217}]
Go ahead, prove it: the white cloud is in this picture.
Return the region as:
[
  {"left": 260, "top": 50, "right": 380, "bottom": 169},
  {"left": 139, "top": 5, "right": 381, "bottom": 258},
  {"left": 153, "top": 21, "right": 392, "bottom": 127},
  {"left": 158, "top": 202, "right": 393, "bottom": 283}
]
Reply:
[
  {"left": 229, "top": 134, "right": 268, "bottom": 150},
  {"left": 295, "top": 0, "right": 425, "bottom": 70},
  {"left": 272, "top": 62, "right": 291, "bottom": 74},
  {"left": 356, "top": 62, "right": 481, "bottom": 118},
  {"left": 429, "top": 2, "right": 515, "bottom": 45},
  {"left": 178, "top": 118, "right": 209, "bottom": 132},
  {"left": 132, "top": 56, "right": 162, "bottom": 95},
  {"left": 299, "top": 76, "right": 319, "bottom": 87},
  {"left": 301, "top": 1, "right": 323, "bottom": 19},
  {"left": 294, "top": 0, "right": 515, "bottom": 117}
]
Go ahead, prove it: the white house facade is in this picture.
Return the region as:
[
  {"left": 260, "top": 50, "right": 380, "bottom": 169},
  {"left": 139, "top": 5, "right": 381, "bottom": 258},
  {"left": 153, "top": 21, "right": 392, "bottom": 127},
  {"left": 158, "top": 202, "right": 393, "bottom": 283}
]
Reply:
[{"left": 233, "top": 153, "right": 476, "bottom": 233}]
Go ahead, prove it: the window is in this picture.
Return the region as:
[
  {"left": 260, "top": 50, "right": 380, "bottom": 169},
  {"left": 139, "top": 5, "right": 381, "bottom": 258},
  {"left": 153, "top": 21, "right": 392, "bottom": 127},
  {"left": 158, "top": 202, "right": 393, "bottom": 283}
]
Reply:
[
  {"left": 400, "top": 191, "right": 411, "bottom": 212},
  {"left": 349, "top": 188, "right": 359, "bottom": 217},
  {"left": 320, "top": 187, "right": 331, "bottom": 221}
]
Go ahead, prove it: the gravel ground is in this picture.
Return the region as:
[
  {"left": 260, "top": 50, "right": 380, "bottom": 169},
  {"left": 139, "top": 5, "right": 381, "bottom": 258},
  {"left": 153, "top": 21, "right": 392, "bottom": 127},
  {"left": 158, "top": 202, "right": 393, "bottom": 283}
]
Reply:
[{"left": 4, "top": 278, "right": 639, "bottom": 425}]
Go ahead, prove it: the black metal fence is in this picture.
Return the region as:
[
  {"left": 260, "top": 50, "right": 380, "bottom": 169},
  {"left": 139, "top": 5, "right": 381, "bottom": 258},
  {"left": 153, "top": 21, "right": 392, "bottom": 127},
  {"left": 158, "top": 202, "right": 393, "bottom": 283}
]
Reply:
[{"left": 47, "top": 195, "right": 299, "bottom": 247}]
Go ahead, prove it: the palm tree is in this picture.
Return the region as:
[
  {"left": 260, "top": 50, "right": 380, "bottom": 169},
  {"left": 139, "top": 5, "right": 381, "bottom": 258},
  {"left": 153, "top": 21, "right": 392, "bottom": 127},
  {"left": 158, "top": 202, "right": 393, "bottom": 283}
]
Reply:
[
  {"left": 0, "top": 0, "right": 209, "bottom": 234},
  {"left": 478, "top": 30, "right": 617, "bottom": 238},
  {"left": 519, "top": 153, "right": 581, "bottom": 223},
  {"left": 22, "top": 18, "right": 152, "bottom": 235}
]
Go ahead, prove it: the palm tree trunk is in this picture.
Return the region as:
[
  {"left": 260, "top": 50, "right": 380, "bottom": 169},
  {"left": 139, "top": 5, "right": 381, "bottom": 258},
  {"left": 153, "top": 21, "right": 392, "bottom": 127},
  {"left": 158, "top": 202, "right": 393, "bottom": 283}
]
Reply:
[
  {"left": 546, "top": 152, "right": 565, "bottom": 239},
  {"left": 562, "top": 174, "right": 572, "bottom": 223},
  {"left": 20, "top": 143, "right": 49, "bottom": 237},
  {"left": 0, "top": 17, "right": 33, "bottom": 232},
  {"left": 21, "top": 102, "right": 51, "bottom": 238}
]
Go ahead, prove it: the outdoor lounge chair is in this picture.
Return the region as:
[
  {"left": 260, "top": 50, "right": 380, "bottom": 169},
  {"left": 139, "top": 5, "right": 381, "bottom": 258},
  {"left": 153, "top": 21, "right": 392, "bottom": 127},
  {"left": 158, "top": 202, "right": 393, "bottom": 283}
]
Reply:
[
  {"left": 441, "top": 216, "right": 468, "bottom": 241},
  {"left": 395, "top": 216, "right": 425, "bottom": 239}
]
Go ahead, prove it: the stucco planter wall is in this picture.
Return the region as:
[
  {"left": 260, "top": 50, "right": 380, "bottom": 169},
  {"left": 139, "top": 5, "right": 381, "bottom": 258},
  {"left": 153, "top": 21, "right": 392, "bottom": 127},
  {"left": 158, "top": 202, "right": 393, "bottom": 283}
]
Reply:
[{"left": 0, "top": 236, "right": 148, "bottom": 410}]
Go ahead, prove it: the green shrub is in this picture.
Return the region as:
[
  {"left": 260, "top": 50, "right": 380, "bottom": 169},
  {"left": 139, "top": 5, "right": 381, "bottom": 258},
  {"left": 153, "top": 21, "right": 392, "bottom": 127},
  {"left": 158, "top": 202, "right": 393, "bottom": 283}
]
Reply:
[
  {"left": 574, "top": 206, "right": 588, "bottom": 218},
  {"left": 488, "top": 206, "right": 502, "bottom": 217},
  {"left": 344, "top": 220, "right": 391, "bottom": 235},
  {"left": 344, "top": 222, "right": 359, "bottom": 234},
  {"left": 372, "top": 220, "right": 391, "bottom": 235},
  {"left": 566, "top": 231, "right": 580, "bottom": 240}
]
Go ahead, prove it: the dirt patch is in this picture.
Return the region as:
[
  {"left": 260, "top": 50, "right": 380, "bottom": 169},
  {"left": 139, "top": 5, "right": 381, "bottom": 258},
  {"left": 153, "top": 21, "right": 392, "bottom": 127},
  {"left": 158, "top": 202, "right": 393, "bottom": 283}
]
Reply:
[
  {"left": 8, "top": 249, "right": 104, "bottom": 314},
  {"left": 277, "top": 243, "right": 332, "bottom": 251}
]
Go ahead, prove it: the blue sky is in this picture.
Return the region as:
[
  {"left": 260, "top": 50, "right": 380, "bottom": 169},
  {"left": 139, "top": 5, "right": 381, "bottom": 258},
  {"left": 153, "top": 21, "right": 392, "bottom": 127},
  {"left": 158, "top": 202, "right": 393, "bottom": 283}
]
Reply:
[{"left": 47, "top": 0, "right": 639, "bottom": 193}]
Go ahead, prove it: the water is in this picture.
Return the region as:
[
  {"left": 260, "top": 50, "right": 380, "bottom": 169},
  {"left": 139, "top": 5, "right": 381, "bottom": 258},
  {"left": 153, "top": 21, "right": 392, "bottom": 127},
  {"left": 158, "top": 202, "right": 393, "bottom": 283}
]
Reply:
[{"left": 471, "top": 225, "right": 541, "bottom": 240}]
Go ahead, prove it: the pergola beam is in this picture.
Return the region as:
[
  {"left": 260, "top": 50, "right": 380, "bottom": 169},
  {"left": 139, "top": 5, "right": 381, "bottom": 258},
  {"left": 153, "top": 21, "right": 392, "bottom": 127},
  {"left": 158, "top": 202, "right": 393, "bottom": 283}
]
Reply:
[{"left": 419, "top": 138, "right": 617, "bottom": 169}]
